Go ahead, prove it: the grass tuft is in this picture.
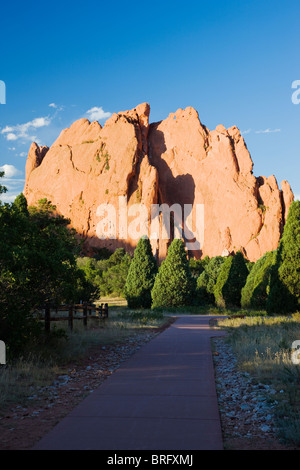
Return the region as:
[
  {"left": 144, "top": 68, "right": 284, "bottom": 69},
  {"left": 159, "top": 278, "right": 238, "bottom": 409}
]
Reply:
[
  {"left": 216, "top": 312, "right": 300, "bottom": 446},
  {"left": 0, "top": 308, "right": 170, "bottom": 413}
]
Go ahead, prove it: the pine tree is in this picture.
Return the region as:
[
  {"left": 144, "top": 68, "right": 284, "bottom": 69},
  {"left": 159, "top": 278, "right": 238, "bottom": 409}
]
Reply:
[
  {"left": 196, "top": 256, "right": 225, "bottom": 304},
  {"left": 241, "top": 251, "right": 274, "bottom": 310},
  {"left": 267, "top": 201, "right": 300, "bottom": 314},
  {"left": 13, "top": 193, "right": 29, "bottom": 216},
  {"left": 214, "top": 251, "right": 249, "bottom": 308},
  {"left": 151, "top": 239, "right": 195, "bottom": 308},
  {"left": 124, "top": 237, "right": 158, "bottom": 308}
]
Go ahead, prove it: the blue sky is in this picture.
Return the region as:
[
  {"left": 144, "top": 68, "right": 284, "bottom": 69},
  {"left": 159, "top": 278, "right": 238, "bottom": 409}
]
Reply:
[{"left": 0, "top": 0, "right": 299, "bottom": 201}]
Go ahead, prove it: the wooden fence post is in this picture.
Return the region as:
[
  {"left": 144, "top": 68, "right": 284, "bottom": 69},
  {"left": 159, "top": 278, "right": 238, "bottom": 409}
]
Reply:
[
  {"left": 83, "top": 303, "right": 88, "bottom": 327},
  {"left": 42, "top": 302, "right": 107, "bottom": 330}
]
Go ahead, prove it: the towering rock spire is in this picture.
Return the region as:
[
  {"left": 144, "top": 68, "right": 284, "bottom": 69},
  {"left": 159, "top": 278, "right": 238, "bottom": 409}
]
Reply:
[{"left": 24, "top": 103, "right": 294, "bottom": 261}]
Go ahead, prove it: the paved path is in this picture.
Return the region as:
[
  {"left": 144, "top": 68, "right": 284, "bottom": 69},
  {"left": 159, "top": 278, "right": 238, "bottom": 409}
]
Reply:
[{"left": 33, "top": 315, "right": 226, "bottom": 450}]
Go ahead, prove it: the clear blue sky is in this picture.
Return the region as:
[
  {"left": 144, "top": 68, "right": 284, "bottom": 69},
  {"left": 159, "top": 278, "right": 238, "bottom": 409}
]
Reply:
[{"left": 0, "top": 0, "right": 299, "bottom": 201}]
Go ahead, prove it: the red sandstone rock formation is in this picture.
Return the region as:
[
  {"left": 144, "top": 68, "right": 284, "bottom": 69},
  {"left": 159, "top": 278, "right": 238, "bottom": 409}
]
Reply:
[{"left": 23, "top": 103, "right": 294, "bottom": 262}]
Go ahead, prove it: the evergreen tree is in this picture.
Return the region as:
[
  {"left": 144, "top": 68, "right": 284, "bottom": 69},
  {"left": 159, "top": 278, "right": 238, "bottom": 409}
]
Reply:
[
  {"left": 13, "top": 193, "right": 29, "bottom": 215},
  {"left": 267, "top": 201, "right": 300, "bottom": 314},
  {"left": 189, "top": 256, "right": 210, "bottom": 278},
  {"left": 196, "top": 256, "right": 225, "bottom": 304},
  {"left": 124, "top": 237, "right": 158, "bottom": 308},
  {"left": 241, "top": 251, "right": 274, "bottom": 310},
  {"left": 151, "top": 239, "right": 195, "bottom": 308},
  {"left": 196, "top": 269, "right": 211, "bottom": 304},
  {"left": 102, "top": 250, "right": 132, "bottom": 297},
  {"left": 214, "top": 251, "right": 249, "bottom": 308}
]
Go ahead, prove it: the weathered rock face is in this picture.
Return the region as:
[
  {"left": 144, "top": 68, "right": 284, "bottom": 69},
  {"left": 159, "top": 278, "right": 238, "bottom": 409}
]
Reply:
[
  {"left": 23, "top": 103, "right": 294, "bottom": 262},
  {"left": 24, "top": 103, "right": 158, "bottom": 255},
  {"left": 148, "top": 108, "right": 294, "bottom": 261}
]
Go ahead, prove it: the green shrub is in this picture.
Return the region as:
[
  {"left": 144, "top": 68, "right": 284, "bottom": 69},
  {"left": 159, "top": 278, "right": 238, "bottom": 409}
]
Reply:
[
  {"left": 124, "top": 237, "right": 158, "bottom": 308},
  {"left": 0, "top": 194, "right": 92, "bottom": 356},
  {"left": 214, "top": 251, "right": 249, "bottom": 308},
  {"left": 196, "top": 255, "right": 225, "bottom": 304},
  {"left": 189, "top": 256, "right": 210, "bottom": 278},
  {"left": 196, "top": 270, "right": 211, "bottom": 304},
  {"left": 267, "top": 201, "right": 300, "bottom": 314},
  {"left": 77, "top": 247, "right": 132, "bottom": 298},
  {"left": 246, "top": 260, "right": 255, "bottom": 272},
  {"left": 241, "top": 251, "right": 274, "bottom": 309},
  {"left": 102, "top": 251, "right": 132, "bottom": 297},
  {"left": 151, "top": 239, "right": 196, "bottom": 308}
]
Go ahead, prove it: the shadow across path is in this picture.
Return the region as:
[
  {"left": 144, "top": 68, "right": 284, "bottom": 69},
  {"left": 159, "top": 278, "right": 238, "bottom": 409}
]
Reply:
[{"left": 33, "top": 315, "right": 226, "bottom": 450}]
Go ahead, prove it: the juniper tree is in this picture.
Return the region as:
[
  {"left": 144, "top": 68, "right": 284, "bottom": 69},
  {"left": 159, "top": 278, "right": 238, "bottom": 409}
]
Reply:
[
  {"left": 214, "top": 251, "right": 249, "bottom": 308},
  {"left": 267, "top": 201, "right": 300, "bottom": 314},
  {"left": 151, "top": 239, "right": 195, "bottom": 308},
  {"left": 241, "top": 251, "right": 274, "bottom": 310},
  {"left": 124, "top": 237, "right": 158, "bottom": 308},
  {"left": 196, "top": 256, "right": 225, "bottom": 305}
]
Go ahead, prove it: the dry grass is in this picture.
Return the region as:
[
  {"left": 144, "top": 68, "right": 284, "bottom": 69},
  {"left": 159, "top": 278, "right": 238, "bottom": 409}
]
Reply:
[
  {"left": 98, "top": 296, "right": 127, "bottom": 307},
  {"left": 0, "top": 357, "right": 62, "bottom": 409},
  {"left": 216, "top": 312, "right": 300, "bottom": 447},
  {"left": 0, "top": 309, "right": 168, "bottom": 413}
]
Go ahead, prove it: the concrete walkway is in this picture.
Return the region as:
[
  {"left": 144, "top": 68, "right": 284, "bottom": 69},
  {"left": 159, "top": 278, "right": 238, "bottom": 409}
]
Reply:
[{"left": 33, "top": 315, "right": 226, "bottom": 450}]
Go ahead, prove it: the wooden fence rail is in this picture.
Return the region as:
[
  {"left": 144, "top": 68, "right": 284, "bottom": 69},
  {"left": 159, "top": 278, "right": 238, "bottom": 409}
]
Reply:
[{"left": 42, "top": 303, "right": 109, "bottom": 332}]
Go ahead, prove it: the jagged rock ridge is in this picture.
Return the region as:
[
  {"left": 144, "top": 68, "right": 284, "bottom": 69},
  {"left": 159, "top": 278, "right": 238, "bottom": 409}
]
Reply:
[{"left": 24, "top": 103, "right": 294, "bottom": 262}]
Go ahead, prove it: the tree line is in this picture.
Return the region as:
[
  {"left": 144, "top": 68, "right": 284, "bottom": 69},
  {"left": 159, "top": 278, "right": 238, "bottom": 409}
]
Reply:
[
  {"left": 1, "top": 165, "right": 299, "bottom": 357},
  {"left": 123, "top": 200, "right": 300, "bottom": 314}
]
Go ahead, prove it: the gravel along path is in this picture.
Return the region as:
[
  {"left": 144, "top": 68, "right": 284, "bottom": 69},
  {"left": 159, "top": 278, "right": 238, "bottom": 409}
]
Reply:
[{"left": 212, "top": 336, "right": 297, "bottom": 450}]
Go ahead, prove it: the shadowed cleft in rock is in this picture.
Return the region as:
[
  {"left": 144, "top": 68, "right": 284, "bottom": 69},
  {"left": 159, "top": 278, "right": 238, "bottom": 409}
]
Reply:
[{"left": 23, "top": 103, "right": 293, "bottom": 262}]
